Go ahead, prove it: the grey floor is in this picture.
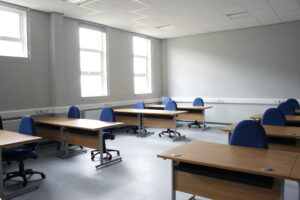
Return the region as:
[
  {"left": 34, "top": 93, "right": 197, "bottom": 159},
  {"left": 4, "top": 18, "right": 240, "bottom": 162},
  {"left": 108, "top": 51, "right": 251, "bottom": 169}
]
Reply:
[{"left": 3, "top": 123, "right": 299, "bottom": 200}]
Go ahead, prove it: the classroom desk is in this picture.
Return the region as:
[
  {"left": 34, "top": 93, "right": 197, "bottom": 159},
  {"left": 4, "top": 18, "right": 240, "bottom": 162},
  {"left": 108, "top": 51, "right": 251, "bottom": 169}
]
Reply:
[
  {"left": 145, "top": 104, "right": 212, "bottom": 131},
  {"left": 222, "top": 123, "right": 300, "bottom": 153},
  {"left": 157, "top": 141, "right": 299, "bottom": 200},
  {"left": 0, "top": 130, "right": 42, "bottom": 200},
  {"left": 35, "top": 117, "right": 123, "bottom": 168},
  {"left": 250, "top": 113, "right": 300, "bottom": 124},
  {"left": 114, "top": 108, "right": 187, "bottom": 141}
]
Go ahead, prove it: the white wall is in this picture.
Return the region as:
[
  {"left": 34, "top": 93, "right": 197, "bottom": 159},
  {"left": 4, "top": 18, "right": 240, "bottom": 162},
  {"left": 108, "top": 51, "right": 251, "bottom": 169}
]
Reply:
[{"left": 166, "top": 21, "right": 300, "bottom": 123}]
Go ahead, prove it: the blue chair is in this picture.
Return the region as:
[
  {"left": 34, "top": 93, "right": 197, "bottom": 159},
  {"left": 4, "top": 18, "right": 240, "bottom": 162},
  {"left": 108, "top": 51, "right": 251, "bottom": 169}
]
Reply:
[
  {"left": 135, "top": 101, "right": 145, "bottom": 109},
  {"left": 159, "top": 100, "right": 181, "bottom": 138},
  {"left": 230, "top": 120, "right": 268, "bottom": 149},
  {"left": 162, "top": 97, "right": 172, "bottom": 105},
  {"left": 91, "top": 107, "right": 120, "bottom": 161},
  {"left": 286, "top": 98, "right": 300, "bottom": 110},
  {"left": 68, "top": 105, "right": 80, "bottom": 118},
  {"left": 3, "top": 115, "right": 45, "bottom": 186},
  {"left": 278, "top": 102, "right": 295, "bottom": 115},
  {"left": 261, "top": 108, "right": 286, "bottom": 126},
  {"left": 188, "top": 97, "right": 204, "bottom": 128}
]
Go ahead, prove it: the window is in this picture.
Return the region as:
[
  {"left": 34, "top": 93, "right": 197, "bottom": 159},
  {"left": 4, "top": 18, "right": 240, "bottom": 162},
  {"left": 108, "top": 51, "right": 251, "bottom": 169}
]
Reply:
[
  {"left": 133, "top": 36, "right": 152, "bottom": 94},
  {"left": 79, "top": 26, "right": 107, "bottom": 97},
  {"left": 0, "top": 5, "right": 27, "bottom": 57}
]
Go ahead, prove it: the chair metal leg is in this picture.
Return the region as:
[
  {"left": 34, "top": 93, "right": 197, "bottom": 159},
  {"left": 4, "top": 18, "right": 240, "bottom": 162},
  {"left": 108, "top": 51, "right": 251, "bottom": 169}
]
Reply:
[{"left": 188, "top": 121, "right": 201, "bottom": 128}]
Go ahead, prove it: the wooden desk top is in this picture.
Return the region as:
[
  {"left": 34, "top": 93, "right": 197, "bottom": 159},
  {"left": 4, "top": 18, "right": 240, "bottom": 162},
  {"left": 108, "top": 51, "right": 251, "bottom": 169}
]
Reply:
[
  {"left": 289, "top": 154, "right": 300, "bottom": 181},
  {"left": 0, "top": 130, "right": 42, "bottom": 148},
  {"left": 145, "top": 104, "right": 212, "bottom": 110},
  {"left": 35, "top": 117, "right": 124, "bottom": 131},
  {"left": 222, "top": 123, "right": 300, "bottom": 139},
  {"left": 114, "top": 108, "right": 187, "bottom": 116},
  {"left": 296, "top": 109, "right": 300, "bottom": 114},
  {"left": 250, "top": 113, "right": 300, "bottom": 123},
  {"left": 157, "top": 141, "right": 298, "bottom": 179}
]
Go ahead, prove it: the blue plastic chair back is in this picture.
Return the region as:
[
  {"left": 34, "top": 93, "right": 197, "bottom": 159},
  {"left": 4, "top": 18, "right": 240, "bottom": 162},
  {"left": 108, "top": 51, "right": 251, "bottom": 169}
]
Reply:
[
  {"left": 165, "top": 100, "right": 177, "bottom": 111},
  {"left": 230, "top": 120, "right": 268, "bottom": 149},
  {"left": 286, "top": 98, "right": 300, "bottom": 109},
  {"left": 261, "top": 108, "right": 286, "bottom": 126},
  {"left": 68, "top": 106, "right": 80, "bottom": 118},
  {"left": 135, "top": 102, "right": 145, "bottom": 109},
  {"left": 193, "top": 98, "right": 204, "bottom": 106},
  {"left": 162, "top": 97, "right": 172, "bottom": 105},
  {"left": 19, "top": 115, "right": 35, "bottom": 136},
  {"left": 278, "top": 102, "right": 295, "bottom": 115},
  {"left": 100, "top": 107, "right": 115, "bottom": 122}
]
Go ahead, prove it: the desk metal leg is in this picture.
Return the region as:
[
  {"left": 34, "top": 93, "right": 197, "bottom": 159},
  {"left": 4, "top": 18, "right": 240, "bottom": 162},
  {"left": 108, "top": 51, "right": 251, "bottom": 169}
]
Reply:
[
  {"left": 137, "top": 114, "right": 154, "bottom": 137},
  {"left": 171, "top": 160, "right": 176, "bottom": 200},
  {"left": 0, "top": 147, "right": 4, "bottom": 199},
  {"left": 228, "top": 132, "right": 232, "bottom": 143},
  {"left": 298, "top": 181, "right": 300, "bottom": 200},
  {"left": 202, "top": 110, "right": 210, "bottom": 132},
  {"left": 59, "top": 127, "right": 87, "bottom": 159},
  {"left": 138, "top": 114, "right": 142, "bottom": 137},
  {"left": 280, "top": 179, "right": 285, "bottom": 200},
  {"left": 96, "top": 130, "right": 122, "bottom": 169},
  {"left": 173, "top": 115, "right": 185, "bottom": 142}
]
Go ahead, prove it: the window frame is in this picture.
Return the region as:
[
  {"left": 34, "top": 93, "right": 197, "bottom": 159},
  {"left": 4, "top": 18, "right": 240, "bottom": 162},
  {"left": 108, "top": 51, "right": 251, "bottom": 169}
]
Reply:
[
  {"left": 79, "top": 25, "right": 108, "bottom": 98},
  {"left": 133, "top": 35, "right": 152, "bottom": 95},
  {"left": 0, "top": 4, "right": 28, "bottom": 58}
]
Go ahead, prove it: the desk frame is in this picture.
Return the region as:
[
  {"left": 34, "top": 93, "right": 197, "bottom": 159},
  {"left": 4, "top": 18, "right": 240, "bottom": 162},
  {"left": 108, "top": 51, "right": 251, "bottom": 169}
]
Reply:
[
  {"left": 146, "top": 105, "right": 212, "bottom": 131},
  {"left": 115, "top": 109, "right": 186, "bottom": 142},
  {"left": 35, "top": 118, "right": 122, "bottom": 169}
]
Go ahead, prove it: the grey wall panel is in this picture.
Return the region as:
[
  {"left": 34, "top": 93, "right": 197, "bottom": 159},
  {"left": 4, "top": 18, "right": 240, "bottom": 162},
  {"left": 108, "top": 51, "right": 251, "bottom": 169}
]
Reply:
[
  {"left": 0, "top": 10, "right": 51, "bottom": 111},
  {"left": 0, "top": 10, "right": 163, "bottom": 112}
]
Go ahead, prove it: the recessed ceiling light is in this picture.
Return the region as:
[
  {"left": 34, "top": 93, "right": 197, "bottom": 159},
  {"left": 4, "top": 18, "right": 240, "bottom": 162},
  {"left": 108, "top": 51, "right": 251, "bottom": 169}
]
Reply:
[
  {"left": 62, "top": 0, "right": 94, "bottom": 6},
  {"left": 156, "top": 25, "right": 174, "bottom": 31}
]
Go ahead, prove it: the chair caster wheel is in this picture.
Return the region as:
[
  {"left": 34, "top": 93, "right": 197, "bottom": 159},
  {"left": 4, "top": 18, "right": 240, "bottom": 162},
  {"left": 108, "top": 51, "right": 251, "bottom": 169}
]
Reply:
[
  {"left": 188, "top": 125, "right": 191, "bottom": 128},
  {"left": 159, "top": 134, "right": 161, "bottom": 137},
  {"left": 42, "top": 174, "right": 46, "bottom": 179}
]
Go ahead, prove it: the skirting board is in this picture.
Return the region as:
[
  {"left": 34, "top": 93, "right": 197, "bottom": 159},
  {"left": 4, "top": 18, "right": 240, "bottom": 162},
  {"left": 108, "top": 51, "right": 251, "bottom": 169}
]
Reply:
[
  {"left": 172, "top": 97, "right": 296, "bottom": 105},
  {"left": 0, "top": 98, "right": 162, "bottom": 120}
]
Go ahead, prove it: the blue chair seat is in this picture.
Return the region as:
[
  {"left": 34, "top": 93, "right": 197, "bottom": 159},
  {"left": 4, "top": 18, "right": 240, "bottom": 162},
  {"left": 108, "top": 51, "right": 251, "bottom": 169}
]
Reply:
[{"left": 3, "top": 148, "right": 37, "bottom": 161}]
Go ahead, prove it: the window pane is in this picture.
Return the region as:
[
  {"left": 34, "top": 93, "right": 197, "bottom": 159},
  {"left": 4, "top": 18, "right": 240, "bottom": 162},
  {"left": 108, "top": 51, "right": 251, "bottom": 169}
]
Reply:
[
  {"left": 81, "top": 74, "right": 102, "bottom": 97},
  {"left": 79, "top": 28, "right": 102, "bottom": 50},
  {"left": 0, "top": 10, "right": 20, "bottom": 38},
  {"left": 133, "top": 36, "right": 148, "bottom": 56},
  {"left": 80, "top": 51, "right": 102, "bottom": 72},
  {"left": 134, "top": 57, "right": 147, "bottom": 74},
  {"left": 134, "top": 76, "right": 148, "bottom": 94},
  {"left": 0, "top": 40, "right": 23, "bottom": 57}
]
